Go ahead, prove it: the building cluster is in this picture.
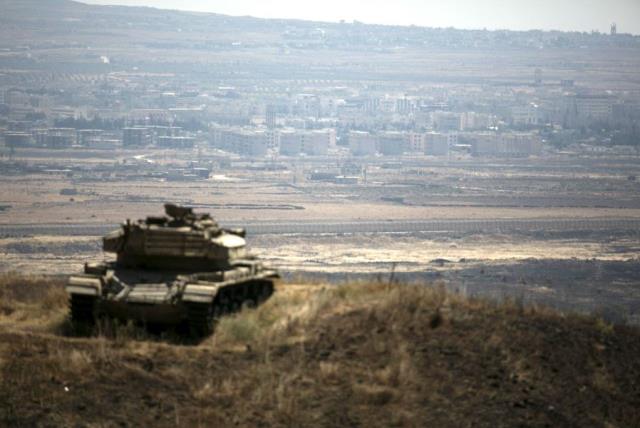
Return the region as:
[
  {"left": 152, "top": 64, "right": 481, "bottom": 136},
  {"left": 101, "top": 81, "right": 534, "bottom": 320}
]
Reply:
[
  {"left": 347, "top": 130, "right": 541, "bottom": 157},
  {"left": 1, "top": 62, "right": 638, "bottom": 159},
  {"left": 209, "top": 127, "right": 337, "bottom": 157},
  {"left": 0, "top": 122, "right": 196, "bottom": 150},
  {"left": 468, "top": 132, "right": 543, "bottom": 157},
  {"left": 349, "top": 131, "right": 456, "bottom": 156}
]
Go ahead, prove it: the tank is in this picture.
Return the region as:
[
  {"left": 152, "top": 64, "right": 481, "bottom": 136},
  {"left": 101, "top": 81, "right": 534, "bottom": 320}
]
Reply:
[{"left": 65, "top": 204, "right": 278, "bottom": 337}]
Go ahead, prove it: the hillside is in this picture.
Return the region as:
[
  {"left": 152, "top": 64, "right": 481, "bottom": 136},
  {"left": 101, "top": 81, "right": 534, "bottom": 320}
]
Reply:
[
  {"left": 1, "top": 275, "right": 639, "bottom": 427},
  {"left": 1, "top": 0, "right": 639, "bottom": 86}
]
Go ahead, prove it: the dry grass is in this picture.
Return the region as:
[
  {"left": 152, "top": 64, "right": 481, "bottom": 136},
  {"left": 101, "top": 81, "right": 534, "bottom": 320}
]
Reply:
[
  {"left": 0, "top": 273, "right": 68, "bottom": 331},
  {"left": 1, "top": 275, "right": 640, "bottom": 427}
]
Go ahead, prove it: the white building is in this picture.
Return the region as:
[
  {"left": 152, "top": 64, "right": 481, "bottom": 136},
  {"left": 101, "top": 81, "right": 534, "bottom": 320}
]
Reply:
[
  {"left": 432, "top": 111, "right": 462, "bottom": 131},
  {"left": 424, "top": 132, "right": 455, "bottom": 156},
  {"left": 461, "top": 112, "right": 494, "bottom": 130},
  {"left": 511, "top": 104, "right": 541, "bottom": 126},
  {"left": 349, "top": 131, "right": 377, "bottom": 156},
  {"left": 377, "top": 131, "right": 408, "bottom": 156},
  {"left": 407, "top": 132, "right": 425, "bottom": 152},
  {"left": 471, "top": 132, "right": 542, "bottom": 157},
  {"left": 279, "top": 129, "right": 335, "bottom": 156},
  {"left": 575, "top": 95, "right": 614, "bottom": 123},
  {"left": 303, "top": 129, "right": 334, "bottom": 155},
  {"left": 213, "top": 127, "right": 269, "bottom": 156},
  {"left": 279, "top": 129, "right": 301, "bottom": 155}
]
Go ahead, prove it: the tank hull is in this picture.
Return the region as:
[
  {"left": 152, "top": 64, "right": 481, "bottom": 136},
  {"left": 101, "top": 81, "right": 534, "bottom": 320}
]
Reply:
[
  {"left": 67, "top": 263, "right": 278, "bottom": 336},
  {"left": 101, "top": 301, "right": 184, "bottom": 326}
]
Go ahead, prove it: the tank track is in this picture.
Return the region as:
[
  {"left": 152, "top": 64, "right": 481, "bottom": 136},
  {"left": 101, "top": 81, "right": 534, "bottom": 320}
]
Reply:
[
  {"left": 69, "top": 294, "right": 97, "bottom": 325},
  {"left": 252, "top": 279, "right": 275, "bottom": 306},
  {"left": 185, "top": 302, "right": 216, "bottom": 337},
  {"left": 185, "top": 279, "right": 275, "bottom": 337}
]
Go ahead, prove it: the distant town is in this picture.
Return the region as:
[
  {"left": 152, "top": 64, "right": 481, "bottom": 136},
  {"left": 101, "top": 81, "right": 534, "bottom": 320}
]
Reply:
[{"left": 1, "top": 1, "right": 639, "bottom": 185}]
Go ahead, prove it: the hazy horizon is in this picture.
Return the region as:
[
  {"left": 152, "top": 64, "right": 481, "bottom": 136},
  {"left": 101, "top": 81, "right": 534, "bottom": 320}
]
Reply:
[{"left": 79, "top": 0, "right": 640, "bottom": 35}]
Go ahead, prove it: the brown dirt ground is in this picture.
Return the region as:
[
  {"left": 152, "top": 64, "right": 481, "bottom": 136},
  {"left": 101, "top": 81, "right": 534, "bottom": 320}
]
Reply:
[{"left": 1, "top": 277, "right": 639, "bottom": 427}]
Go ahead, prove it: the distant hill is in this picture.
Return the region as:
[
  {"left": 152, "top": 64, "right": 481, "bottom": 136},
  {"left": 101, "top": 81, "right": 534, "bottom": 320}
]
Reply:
[
  {"left": 1, "top": 0, "right": 638, "bottom": 50},
  {"left": 1, "top": 0, "right": 639, "bottom": 84},
  {"left": 0, "top": 0, "right": 288, "bottom": 42}
]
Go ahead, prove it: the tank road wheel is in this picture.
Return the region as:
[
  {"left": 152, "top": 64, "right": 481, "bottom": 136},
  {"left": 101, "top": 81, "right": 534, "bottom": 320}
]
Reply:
[
  {"left": 218, "top": 290, "right": 235, "bottom": 315},
  {"left": 231, "top": 286, "right": 246, "bottom": 312},
  {"left": 186, "top": 302, "right": 215, "bottom": 338},
  {"left": 69, "top": 294, "right": 97, "bottom": 326}
]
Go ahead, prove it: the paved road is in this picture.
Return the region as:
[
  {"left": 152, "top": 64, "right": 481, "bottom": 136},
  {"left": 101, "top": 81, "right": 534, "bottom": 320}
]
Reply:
[{"left": 0, "top": 218, "right": 638, "bottom": 237}]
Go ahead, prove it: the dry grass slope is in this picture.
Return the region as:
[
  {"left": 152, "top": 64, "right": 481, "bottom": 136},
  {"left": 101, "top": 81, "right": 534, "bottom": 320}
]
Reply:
[{"left": 0, "top": 275, "right": 639, "bottom": 427}]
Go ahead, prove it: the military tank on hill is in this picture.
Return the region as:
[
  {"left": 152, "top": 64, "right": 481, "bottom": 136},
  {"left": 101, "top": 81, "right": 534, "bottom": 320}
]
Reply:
[{"left": 65, "top": 204, "right": 278, "bottom": 337}]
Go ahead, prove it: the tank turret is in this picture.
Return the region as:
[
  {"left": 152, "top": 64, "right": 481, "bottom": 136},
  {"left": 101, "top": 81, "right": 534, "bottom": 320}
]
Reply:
[{"left": 103, "top": 203, "right": 248, "bottom": 270}]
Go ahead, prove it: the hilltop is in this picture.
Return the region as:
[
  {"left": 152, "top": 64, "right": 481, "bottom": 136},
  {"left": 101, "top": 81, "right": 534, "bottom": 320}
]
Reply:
[{"left": 1, "top": 275, "right": 639, "bottom": 427}]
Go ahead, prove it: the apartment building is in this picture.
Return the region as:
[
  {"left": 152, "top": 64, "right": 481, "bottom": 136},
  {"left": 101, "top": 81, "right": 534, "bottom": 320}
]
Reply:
[{"left": 471, "top": 132, "right": 542, "bottom": 156}]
